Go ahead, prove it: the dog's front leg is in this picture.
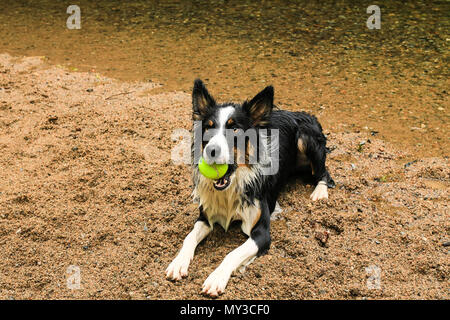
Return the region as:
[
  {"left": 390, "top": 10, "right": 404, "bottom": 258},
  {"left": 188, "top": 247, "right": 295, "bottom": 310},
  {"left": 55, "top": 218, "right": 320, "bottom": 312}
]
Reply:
[
  {"left": 166, "top": 220, "right": 212, "bottom": 281},
  {"left": 202, "top": 238, "right": 258, "bottom": 297},
  {"left": 202, "top": 199, "right": 271, "bottom": 297}
]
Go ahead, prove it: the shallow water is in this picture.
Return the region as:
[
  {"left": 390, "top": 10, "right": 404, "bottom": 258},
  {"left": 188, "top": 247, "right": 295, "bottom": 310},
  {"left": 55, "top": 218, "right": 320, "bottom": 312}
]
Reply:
[{"left": 1, "top": 0, "right": 448, "bottom": 157}]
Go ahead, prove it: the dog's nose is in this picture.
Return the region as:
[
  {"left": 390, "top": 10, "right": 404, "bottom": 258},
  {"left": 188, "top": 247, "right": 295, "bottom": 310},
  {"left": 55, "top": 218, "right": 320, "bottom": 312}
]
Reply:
[{"left": 205, "top": 144, "right": 221, "bottom": 162}]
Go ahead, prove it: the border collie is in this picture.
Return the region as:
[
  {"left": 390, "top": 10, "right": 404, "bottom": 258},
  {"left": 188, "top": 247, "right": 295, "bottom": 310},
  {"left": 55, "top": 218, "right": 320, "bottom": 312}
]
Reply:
[{"left": 166, "top": 79, "right": 335, "bottom": 297}]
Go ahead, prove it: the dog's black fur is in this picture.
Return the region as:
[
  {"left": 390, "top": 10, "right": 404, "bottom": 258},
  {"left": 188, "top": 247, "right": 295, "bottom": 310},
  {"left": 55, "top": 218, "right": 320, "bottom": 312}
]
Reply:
[
  {"left": 167, "top": 79, "right": 334, "bottom": 297},
  {"left": 192, "top": 79, "right": 334, "bottom": 256}
]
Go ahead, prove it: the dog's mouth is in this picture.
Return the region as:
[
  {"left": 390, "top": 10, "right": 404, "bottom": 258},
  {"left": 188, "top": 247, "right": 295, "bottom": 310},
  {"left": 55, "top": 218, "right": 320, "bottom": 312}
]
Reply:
[
  {"left": 213, "top": 175, "right": 231, "bottom": 191},
  {"left": 213, "top": 169, "right": 232, "bottom": 191}
]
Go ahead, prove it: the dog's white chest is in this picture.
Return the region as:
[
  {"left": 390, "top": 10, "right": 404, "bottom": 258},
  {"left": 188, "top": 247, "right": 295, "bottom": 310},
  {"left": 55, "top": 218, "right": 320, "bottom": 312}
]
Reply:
[{"left": 193, "top": 174, "right": 260, "bottom": 236}]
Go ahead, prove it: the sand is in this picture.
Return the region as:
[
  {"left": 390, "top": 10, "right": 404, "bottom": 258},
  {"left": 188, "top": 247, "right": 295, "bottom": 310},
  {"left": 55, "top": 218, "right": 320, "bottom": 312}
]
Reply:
[{"left": 0, "top": 54, "right": 448, "bottom": 299}]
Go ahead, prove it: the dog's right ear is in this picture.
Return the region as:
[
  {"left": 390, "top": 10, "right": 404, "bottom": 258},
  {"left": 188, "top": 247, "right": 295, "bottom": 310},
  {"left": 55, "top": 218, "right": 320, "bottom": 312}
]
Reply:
[{"left": 192, "top": 79, "right": 215, "bottom": 120}]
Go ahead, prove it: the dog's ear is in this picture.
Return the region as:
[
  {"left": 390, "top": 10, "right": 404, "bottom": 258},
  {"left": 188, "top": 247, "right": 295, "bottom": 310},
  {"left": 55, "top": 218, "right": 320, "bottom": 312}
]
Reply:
[
  {"left": 243, "top": 86, "right": 274, "bottom": 126},
  {"left": 192, "top": 79, "right": 215, "bottom": 120}
]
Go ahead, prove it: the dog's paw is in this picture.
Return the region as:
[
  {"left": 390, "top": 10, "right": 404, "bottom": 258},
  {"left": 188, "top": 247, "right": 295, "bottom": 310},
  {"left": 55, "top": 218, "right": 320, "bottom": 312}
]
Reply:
[
  {"left": 165, "top": 254, "right": 191, "bottom": 281},
  {"left": 310, "top": 183, "right": 328, "bottom": 201},
  {"left": 201, "top": 268, "right": 231, "bottom": 298}
]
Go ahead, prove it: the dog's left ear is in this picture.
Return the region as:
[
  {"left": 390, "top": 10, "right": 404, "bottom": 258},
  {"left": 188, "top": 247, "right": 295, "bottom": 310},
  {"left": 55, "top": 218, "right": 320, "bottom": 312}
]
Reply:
[{"left": 243, "top": 86, "right": 274, "bottom": 126}]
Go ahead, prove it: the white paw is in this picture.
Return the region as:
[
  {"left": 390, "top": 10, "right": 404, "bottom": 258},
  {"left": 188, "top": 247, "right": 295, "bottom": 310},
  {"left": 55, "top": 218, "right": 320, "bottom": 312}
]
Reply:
[
  {"left": 201, "top": 268, "right": 231, "bottom": 298},
  {"left": 165, "top": 254, "right": 191, "bottom": 281},
  {"left": 310, "top": 183, "right": 328, "bottom": 201}
]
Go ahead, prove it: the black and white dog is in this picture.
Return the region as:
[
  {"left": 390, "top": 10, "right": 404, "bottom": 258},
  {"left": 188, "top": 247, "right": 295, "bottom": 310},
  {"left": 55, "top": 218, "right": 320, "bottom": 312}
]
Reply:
[{"left": 166, "top": 79, "right": 334, "bottom": 297}]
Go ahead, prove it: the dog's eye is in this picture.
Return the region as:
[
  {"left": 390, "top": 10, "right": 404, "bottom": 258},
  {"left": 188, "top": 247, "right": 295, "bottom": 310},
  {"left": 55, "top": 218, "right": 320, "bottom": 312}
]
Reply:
[{"left": 204, "top": 120, "right": 215, "bottom": 130}]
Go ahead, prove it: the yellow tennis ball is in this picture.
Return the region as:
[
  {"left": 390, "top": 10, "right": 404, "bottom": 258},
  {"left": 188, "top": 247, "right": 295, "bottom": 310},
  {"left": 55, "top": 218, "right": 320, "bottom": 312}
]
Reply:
[{"left": 198, "top": 157, "right": 228, "bottom": 180}]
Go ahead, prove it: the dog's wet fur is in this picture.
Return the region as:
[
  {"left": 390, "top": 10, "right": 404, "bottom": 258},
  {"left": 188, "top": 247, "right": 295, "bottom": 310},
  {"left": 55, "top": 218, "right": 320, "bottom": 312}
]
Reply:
[{"left": 166, "top": 79, "right": 334, "bottom": 297}]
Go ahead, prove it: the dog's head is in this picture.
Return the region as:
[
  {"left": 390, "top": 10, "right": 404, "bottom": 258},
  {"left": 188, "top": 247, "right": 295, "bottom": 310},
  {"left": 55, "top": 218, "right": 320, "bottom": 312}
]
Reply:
[{"left": 192, "top": 79, "right": 274, "bottom": 191}]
